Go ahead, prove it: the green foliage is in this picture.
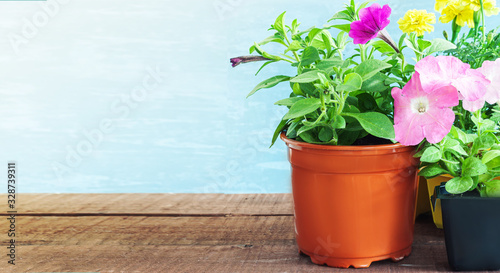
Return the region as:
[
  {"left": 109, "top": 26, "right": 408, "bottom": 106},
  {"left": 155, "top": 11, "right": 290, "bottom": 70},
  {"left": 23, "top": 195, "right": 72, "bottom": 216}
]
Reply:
[
  {"left": 237, "top": 2, "right": 500, "bottom": 199},
  {"left": 411, "top": 5, "right": 500, "bottom": 198},
  {"left": 445, "top": 28, "right": 500, "bottom": 69},
  {"left": 417, "top": 115, "right": 500, "bottom": 197},
  {"left": 240, "top": 1, "right": 445, "bottom": 147}
]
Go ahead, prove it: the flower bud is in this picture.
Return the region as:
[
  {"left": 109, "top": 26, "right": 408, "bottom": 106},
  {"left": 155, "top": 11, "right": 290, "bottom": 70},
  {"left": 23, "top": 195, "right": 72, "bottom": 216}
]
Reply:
[
  {"left": 229, "top": 55, "right": 270, "bottom": 67},
  {"left": 443, "top": 30, "right": 449, "bottom": 40}
]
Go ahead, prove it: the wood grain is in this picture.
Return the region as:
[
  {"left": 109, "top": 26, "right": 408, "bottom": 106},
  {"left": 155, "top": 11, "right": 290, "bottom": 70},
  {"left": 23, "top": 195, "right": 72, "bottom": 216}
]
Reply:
[
  {"left": 0, "top": 194, "right": 455, "bottom": 272},
  {"left": 7, "top": 216, "right": 295, "bottom": 246},
  {"left": 2, "top": 244, "right": 452, "bottom": 273},
  {"left": 0, "top": 193, "right": 293, "bottom": 215}
]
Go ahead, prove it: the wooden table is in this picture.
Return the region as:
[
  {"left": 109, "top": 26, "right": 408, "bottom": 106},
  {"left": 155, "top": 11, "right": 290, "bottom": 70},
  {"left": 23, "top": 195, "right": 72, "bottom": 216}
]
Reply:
[{"left": 0, "top": 194, "right": 464, "bottom": 272}]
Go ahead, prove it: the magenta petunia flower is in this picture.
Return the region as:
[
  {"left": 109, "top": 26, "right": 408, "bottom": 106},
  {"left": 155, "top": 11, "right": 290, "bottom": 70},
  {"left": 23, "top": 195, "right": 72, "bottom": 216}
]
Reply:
[
  {"left": 415, "top": 56, "right": 490, "bottom": 112},
  {"left": 392, "top": 72, "right": 459, "bottom": 146},
  {"left": 349, "top": 3, "right": 392, "bottom": 44}
]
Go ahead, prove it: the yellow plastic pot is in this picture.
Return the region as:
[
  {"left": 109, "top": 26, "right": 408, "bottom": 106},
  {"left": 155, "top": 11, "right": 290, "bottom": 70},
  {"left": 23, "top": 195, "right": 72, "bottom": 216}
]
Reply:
[{"left": 426, "top": 175, "right": 452, "bottom": 229}]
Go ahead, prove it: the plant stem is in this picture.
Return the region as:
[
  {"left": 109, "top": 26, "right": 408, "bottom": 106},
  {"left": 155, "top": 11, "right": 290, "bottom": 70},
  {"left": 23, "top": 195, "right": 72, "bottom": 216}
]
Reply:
[
  {"left": 359, "top": 45, "right": 365, "bottom": 62},
  {"left": 480, "top": 0, "right": 486, "bottom": 44},
  {"left": 283, "top": 31, "right": 301, "bottom": 62}
]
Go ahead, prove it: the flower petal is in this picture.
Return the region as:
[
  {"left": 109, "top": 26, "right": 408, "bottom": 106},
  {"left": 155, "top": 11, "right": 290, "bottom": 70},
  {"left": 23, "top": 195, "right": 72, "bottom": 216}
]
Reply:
[
  {"left": 392, "top": 72, "right": 458, "bottom": 146},
  {"left": 394, "top": 117, "right": 425, "bottom": 145},
  {"left": 478, "top": 59, "right": 500, "bottom": 104},
  {"left": 349, "top": 21, "right": 379, "bottom": 44},
  {"left": 452, "top": 68, "right": 489, "bottom": 102},
  {"left": 349, "top": 3, "right": 391, "bottom": 44},
  {"left": 462, "top": 98, "right": 486, "bottom": 112},
  {"left": 422, "top": 107, "right": 455, "bottom": 143}
]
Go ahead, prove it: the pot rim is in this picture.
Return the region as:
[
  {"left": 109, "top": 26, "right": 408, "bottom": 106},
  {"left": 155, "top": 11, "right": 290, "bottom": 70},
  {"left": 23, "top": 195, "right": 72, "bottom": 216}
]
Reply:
[
  {"left": 280, "top": 132, "right": 415, "bottom": 152},
  {"left": 435, "top": 184, "right": 500, "bottom": 200}
]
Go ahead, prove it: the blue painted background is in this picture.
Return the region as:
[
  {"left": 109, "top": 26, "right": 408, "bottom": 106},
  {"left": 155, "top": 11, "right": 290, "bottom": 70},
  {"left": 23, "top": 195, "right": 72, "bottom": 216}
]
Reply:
[{"left": 0, "top": 0, "right": 498, "bottom": 193}]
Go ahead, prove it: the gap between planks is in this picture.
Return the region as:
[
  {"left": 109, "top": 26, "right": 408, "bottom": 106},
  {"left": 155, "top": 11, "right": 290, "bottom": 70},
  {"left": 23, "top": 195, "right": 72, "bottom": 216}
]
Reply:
[{"left": 0, "top": 212, "right": 294, "bottom": 217}]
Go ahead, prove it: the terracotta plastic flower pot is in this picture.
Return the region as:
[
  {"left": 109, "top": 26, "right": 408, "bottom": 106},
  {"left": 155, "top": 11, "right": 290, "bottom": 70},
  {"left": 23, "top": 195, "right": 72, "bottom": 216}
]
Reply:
[
  {"left": 281, "top": 133, "right": 419, "bottom": 268},
  {"left": 433, "top": 184, "right": 500, "bottom": 271}
]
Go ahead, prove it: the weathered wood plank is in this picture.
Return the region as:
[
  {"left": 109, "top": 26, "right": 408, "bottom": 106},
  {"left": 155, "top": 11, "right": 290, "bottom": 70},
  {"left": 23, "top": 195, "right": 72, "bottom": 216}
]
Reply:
[
  {"left": 2, "top": 214, "right": 442, "bottom": 246},
  {"left": 0, "top": 244, "right": 451, "bottom": 273},
  {"left": 0, "top": 193, "right": 293, "bottom": 215},
  {"left": 2, "top": 216, "right": 295, "bottom": 246},
  {"left": 0, "top": 194, "right": 453, "bottom": 272}
]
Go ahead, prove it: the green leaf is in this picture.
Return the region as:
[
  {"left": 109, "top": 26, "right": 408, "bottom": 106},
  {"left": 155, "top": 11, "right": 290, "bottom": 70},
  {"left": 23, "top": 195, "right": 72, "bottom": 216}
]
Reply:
[
  {"left": 483, "top": 150, "right": 500, "bottom": 169},
  {"left": 292, "top": 83, "right": 304, "bottom": 96},
  {"left": 286, "top": 120, "right": 301, "bottom": 138},
  {"left": 251, "top": 42, "right": 288, "bottom": 61},
  {"left": 316, "top": 57, "right": 344, "bottom": 73},
  {"left": 361, "top": 72, "right": 389, "bottom": 92},
  {"left": 420, "top": 146, "right": 441, "bottom": 163},
  {"left": 270, "top": 118, "right": 288, "bottom": 148},
  {"left": 299, "top": 46, "right": 320, "bottom": 66},
  {"left": 274, "top": 12, "right": 286, "bottom": 34},
  {"left": 342, "top": 112, "right": 395, "bottom": 140},
  {"left": 442, "top": 137, "right": 468, "bottom": 156},
  {"left": 337, "top": 72, "right": 363, "bottom": 92},
  {"left": 472, "top": 115, "right": 496, "bottom": 131},
  {"left": 283, "top": 98, "right": 321, "bottom": 119},
  {"left": 319, "top": 126, "right": 334, "bottom": 142},
  {"left": 471, "top": 133, "right": 496, "bottom": 155},
  {"left": 298, "top": 130, "right": 320, "bottom": 143},
  {"left": 328, "top": 24, "right": 350, "bottom": 32},
  {"left": 484, "top": 180, "right": 500, "bottom": 197},
  {"left": 369, "top": 40, "right": 396, "bottom": 54},
  {"left": 290, "top": 70, "right": 322, "bottom": 83},
  {"left": 404, "top": 38, "right": 422, "bottom": 54},
  {"left": 286, "top": 40, "right": 302, "bottom": 52},
  {"left": 247, "top": 75, "right": 290, "bottom": 98},
  {"left": 298, "top": 83, "right": 316, "bottom": 96},
  {"left": 449, "top": 126, "right": 469, "bottom": 144},
  {"left": 256, "top": 34, "right": 287, "bottom": 47},
  {"left": 297, "top": 123, "right": 317, "bottom": 135},
  {"left": 328, "top": 10, "right": 352, "bottom": 22},
  {"left": 331, "top": 115, "right": 346, "bottom": 129},
  {"left": 321, "top": 33, "right": 333, "bottom": 55},
  {"left": 425, "top": 38, "right": 457, "bottom": 55},
  {"left": 482, "top": 150, "right": 500, "bottom": 164},
  {"left": 311, "top": 30, "right": 334, "bottom": 50},
  {"left": 274, "top": 97, "right": 304, "bottom": 106},
  {"left": 445, "top": 176, "right": 474, "bottom": 194},
  {"left": 356, "top": 93, "right": 377, "bottom": 111},
  {"left": 337, "top": 130, "right": 359, "bottom": 145},
  {"left": 419, "top": 164, "right": 449, "bottom": 178},
  {"left": 354, "top": 59, "right": 392, "bottom": 81},
  {"left": 307, "top": 28, "right": 323, "bottom": 42},
  {"left": 462, "top": 157, "right": 488, "bottom": 177},
  {"left": 417, "top": 39, "right": 432, "bottom": 51}
]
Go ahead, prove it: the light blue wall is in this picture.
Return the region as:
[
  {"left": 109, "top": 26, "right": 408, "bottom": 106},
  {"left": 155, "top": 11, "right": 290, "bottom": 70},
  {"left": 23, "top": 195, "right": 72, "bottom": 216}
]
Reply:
[{"left": 0, "top": 0, "right": 498, "bottom": 193}]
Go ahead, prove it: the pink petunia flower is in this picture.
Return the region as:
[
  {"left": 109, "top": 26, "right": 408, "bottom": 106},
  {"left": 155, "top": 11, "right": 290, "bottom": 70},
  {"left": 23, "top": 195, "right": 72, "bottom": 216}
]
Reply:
[
  {"left": 477, "top": 59, "right": 500, "bottom": 105},
  {"left": 392, "top": 72, "right": 459, "bottom": 145},
  {"left": 349, "top": 3, "right": 392, "bottom": 44},
  {"left": 415, "top": 56, "right": 490, "bottom": 112}
]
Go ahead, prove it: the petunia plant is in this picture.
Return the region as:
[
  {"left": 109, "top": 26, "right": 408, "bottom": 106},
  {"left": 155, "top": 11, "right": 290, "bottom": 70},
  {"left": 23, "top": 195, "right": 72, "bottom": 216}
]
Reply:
[
  {"left": 395, "top": 0, "right": 500, "bottom": 197},
  {"left": 230, "top": 0, "right": 454, "bottom": 147}
]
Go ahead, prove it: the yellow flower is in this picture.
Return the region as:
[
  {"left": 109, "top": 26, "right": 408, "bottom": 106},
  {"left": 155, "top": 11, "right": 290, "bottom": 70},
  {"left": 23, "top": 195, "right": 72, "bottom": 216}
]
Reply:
[
  {"left": 435, "top": 0, "right": 451, "bottom": 12},
  {"left": 440, "top": 1, "right": 475, "bottom": 27},
  {"left": 461, "top": 0, "right": 500, "bottom": 15},
  {"left": 398, "top": 10, "right": 436, "bottom": 36}
]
